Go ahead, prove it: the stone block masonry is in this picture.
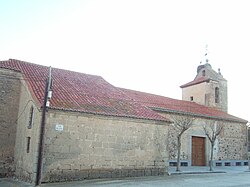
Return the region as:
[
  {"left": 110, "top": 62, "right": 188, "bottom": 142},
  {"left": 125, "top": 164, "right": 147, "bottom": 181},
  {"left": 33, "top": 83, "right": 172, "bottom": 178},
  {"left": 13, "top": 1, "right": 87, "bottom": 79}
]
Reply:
[
  {"left": 0, "top": 69, "right": 21, "bottom": 177},
  {"left": 11, "top": 77, "right": 43, "bottom": 183},
  {"left": 45, "top": 168, "right": 166, "bottom": 182},
  {"left": 160, "top": 112, "right": 247, "bottom": 166},
  {"left": 42, "top": 110, "right": 169, "bottom": 182}
]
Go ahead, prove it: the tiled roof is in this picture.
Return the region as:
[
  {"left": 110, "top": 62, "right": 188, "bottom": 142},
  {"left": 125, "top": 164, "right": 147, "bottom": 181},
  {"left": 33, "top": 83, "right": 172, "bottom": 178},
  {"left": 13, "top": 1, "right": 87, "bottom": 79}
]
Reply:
[
  {"left": 180, "top": 76, "right": 210, "bottom": 88},
  {"left": 0, "top": 59, "right": 247, "bottom": 123},
  {"left": 121, "top": 88, "right": 247, "bottom": 123},
  {"left": 0, "top": 59, "right": 167, "bottom": 122}
]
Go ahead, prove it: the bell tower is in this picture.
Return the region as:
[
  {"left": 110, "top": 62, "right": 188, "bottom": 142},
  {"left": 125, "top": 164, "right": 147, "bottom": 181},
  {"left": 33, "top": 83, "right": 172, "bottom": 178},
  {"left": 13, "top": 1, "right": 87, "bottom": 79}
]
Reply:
[{"left": 180, "top": 46, "right": 228, "bottom": 112}]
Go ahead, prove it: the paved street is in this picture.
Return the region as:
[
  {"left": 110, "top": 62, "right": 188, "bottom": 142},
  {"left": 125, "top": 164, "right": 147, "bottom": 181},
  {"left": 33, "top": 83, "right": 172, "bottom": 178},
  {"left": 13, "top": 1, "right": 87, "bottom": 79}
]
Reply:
[
  {"left": 1, "top": 167, "right": 250, "bottom": 187},
  {"left": 41, "top": 172, "right": 250, "bottom": 187}
]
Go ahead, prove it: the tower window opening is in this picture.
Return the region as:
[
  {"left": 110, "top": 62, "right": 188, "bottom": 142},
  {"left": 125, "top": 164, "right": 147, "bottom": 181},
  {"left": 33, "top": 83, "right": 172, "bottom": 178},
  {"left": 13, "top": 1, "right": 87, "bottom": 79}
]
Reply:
[
  {"left": 202, "top": 70, "right": 206, "bottom": 76},
  {"left": 190, "top": 96, "right": 194, "bottom": 101},
  {"left": 215, "top": 87, "right": 219, "bottom": 103}
]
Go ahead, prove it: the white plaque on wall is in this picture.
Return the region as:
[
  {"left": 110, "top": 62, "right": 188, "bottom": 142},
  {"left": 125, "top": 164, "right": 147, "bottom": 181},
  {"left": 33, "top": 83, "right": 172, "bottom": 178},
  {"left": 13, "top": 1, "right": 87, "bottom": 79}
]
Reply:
[{"left": 55, "top": 124, "right": 64, "bottom": 131}]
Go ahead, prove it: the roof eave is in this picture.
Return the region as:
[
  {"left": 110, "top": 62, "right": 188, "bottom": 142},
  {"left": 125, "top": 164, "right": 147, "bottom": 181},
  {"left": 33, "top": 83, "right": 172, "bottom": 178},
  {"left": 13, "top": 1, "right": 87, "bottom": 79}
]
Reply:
[
  {"left": 48, "top": 106, "right": 171, "bottom": 123},
  {"left": 180, "top": 78, "right": 211, "bottom": 88},
  {"left": 151, "top": 107, "right": 248, "bottom": 124}
]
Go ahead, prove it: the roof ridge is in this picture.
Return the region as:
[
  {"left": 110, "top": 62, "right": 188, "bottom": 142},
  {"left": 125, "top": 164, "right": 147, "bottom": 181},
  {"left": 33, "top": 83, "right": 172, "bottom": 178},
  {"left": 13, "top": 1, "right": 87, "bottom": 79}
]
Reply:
[
  {"left": 120, "top": 87, "right": 197, "bottom": 106},
  {"left": 120, "top": 87, "right": 248, "bottom": 123},
  {"left": 7, "top": 59, "right": 102, "bottom": 78},
  {"left": 180, "top": 76, "right": 210, "bottom": 88},
  {"left": 52, "top": 65, "right": 102, "bottom": 79},
  {"left": 9, "top": 58, "right": 48, "bottom": 68},
  {"left": 120, "top": 87, "right": 176, "bottom": 100},
  {"left": 1, "top": 59, "right": 168, "bottom": 122},
  {"left": 1, "top": 59, "right": 246, "bottom": 123}
]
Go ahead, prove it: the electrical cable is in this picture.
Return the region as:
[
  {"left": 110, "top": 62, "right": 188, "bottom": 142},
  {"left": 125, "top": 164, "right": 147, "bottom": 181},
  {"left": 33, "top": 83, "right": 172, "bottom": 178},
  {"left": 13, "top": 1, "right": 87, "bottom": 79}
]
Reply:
[{"left": 14, "top": 100, "right": 36, "bottom": 124}]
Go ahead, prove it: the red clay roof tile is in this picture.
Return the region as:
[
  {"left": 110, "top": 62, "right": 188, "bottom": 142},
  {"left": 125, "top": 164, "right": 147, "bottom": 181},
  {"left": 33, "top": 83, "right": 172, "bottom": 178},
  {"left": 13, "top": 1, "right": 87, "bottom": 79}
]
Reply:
[
  {"left": 120, "top": 88, "right": 247, "bottom": 123},
  {"left": 180, "top": 76, "right": 210, "bottom": 88},
  {"left": 0, "top": 59, "right": 247, "bottom": 123},
  {"left": 0, "top": 59, "right": 167, "bottom": 122}
]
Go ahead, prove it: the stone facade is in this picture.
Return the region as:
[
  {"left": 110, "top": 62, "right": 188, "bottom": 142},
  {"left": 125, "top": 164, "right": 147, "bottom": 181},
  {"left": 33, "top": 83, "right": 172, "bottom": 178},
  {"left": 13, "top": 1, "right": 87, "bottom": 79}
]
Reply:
[
  {"left": 42, "top": 110, "right": 169, "bottom": 182},
  {"left": 182, "top": 80, "right": 228, "bottom": 112},
  {"left": 0, "top": 60, "right": 248, "bottom": 185},
  {"left": 0, "top": 71, "right": 169, "bottom": 184},
  {"left": 0, "top": 69, "right": 21, "bottom": 177},
  {"left": 182, "top": 82, "right": 207, "bottom": 106},
  {"left": 182, "top": 63, "right": 228, "bottom": 112},
  {"left": 218, "top": 122, "right": 247, "bottom": 160},
  {"left": 12, "top": 79, "right": 41, "bottom": 183},
  {"left": 159, "top": 112, "right": 247, "bottom": 166}
]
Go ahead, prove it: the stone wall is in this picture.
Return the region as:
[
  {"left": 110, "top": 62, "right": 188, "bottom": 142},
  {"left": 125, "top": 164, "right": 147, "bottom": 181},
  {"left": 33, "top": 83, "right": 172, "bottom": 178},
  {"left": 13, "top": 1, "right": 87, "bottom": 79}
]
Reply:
[
  {"left": 218, "top": 122, "right": 247, "bottom": 160},
  {"left": 167, "top": 116, "right": 209, "bottom": 163},
  {"left": 182, "top": 79, "right": 228, "bottom": 112},
  {"left": 0, "top": 69, "right": 21, "bottom": 177},
  {"left": 182, "top": 82, "right": 207, "bottom": 105},
  {"left": 14, "top": 79, "right": 41, "bottom": 183},
  {"left": 42, "top": 110, "right": 169, "bottom": 182},
  {"left": 205, "top": 80, "right": 228, "bottom": 112},
  {"left": 157, "top": 112, "right": 247, "bottom": 165}
]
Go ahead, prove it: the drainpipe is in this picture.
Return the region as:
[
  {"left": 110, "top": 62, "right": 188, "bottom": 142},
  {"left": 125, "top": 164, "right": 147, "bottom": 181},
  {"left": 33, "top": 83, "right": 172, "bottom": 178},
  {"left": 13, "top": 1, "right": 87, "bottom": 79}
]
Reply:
[{"left": 36, "top": 67, "right": 52, "bottom": 186}]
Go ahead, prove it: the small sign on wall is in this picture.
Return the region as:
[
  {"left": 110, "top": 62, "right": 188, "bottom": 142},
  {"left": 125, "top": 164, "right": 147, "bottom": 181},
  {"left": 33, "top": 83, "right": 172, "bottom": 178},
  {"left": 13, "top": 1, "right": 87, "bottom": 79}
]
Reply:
[{"left": 55, "top": 124, "right": 64, "bottom": 131}]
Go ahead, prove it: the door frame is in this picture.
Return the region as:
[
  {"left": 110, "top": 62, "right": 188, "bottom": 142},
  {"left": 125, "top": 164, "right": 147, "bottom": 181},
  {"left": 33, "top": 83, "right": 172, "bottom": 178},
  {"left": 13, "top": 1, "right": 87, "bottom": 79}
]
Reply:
[{"left": 191, "top": 136, "right": 206, "bottom": 166}]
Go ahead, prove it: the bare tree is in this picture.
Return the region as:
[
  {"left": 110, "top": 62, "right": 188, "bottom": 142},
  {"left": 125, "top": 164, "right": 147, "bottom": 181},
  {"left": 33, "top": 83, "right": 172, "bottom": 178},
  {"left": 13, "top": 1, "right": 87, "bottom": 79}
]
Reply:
[
  {"left": 171, "top": 115, "right": 195, "bottom": 172},
  {"left": 203, "top": 121, "right": 223, "bottom": 171}
]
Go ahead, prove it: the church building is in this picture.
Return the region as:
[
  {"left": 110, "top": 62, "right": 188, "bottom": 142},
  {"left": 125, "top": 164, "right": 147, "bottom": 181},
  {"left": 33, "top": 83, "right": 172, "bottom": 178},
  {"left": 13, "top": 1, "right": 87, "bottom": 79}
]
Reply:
[{"left": 0, "top": 58, "right": 248, "bottom": 184}]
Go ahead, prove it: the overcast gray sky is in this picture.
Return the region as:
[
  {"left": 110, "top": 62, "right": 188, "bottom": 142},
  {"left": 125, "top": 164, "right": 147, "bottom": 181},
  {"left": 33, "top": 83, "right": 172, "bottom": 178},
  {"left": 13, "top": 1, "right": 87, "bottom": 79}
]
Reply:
[{"left": 1, "top": 0, "right": 249, "bottom": 122}]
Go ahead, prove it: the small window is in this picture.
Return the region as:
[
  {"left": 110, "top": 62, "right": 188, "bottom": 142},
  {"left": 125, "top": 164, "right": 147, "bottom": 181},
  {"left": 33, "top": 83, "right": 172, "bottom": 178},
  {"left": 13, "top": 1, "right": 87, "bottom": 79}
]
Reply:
[
  {"left": 225, "top": 162, "right": 231, "bottom": 166},
  {"left": 28, "top": 106, "right": 34, "bottom": 129},
  {"left": 236, "top": 162, "right": 242, "bottom": 166},
  {"left": 215, "top": 87, "right": 219, "bottom": 103},
  {"left": 181, "top": 162, "right": 188, "bottom": 166},
  {"left": 202, "top": 70, "right": 206, "bottom": 76},
  {"left": 216, "top": 162, "right": 222, "bottom": 166},
  {"left": 169, "top": 162, "right": 177, "bottom": 166},
  {"left": 26, "top": 137, "right": 31, "bottom": 153},
  {"left": 190, "top": 96, "right": 194, "bottom": 101}
]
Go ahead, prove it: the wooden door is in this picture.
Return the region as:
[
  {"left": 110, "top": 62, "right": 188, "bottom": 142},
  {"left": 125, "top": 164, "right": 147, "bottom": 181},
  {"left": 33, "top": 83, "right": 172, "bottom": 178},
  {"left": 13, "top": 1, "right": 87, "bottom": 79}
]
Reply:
[{"left": 192, "top": 136, "right": 205, "bottom": 166}]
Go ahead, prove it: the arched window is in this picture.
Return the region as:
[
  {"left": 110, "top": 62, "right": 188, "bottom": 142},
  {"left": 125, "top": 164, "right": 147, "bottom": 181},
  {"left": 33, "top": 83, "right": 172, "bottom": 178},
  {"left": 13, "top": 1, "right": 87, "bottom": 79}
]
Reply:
[
  {"left": 215, "top": 87, "right": 219, "bottom": 103},
  {"left": 202, "top": 70, "right": 206, "bottom": 76},
  {"left": 28, "top": 106, "right": 34, "bottom": 129}
]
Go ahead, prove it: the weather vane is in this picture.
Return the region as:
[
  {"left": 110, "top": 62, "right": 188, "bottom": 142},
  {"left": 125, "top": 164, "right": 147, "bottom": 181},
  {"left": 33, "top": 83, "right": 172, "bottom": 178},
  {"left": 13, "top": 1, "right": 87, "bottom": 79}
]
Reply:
[
  {"left": 205, "top": 44, "right": 209, "bottom": 63},
  {"left": 200, "top": 44, "right": 209, "bottom": 64}
]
